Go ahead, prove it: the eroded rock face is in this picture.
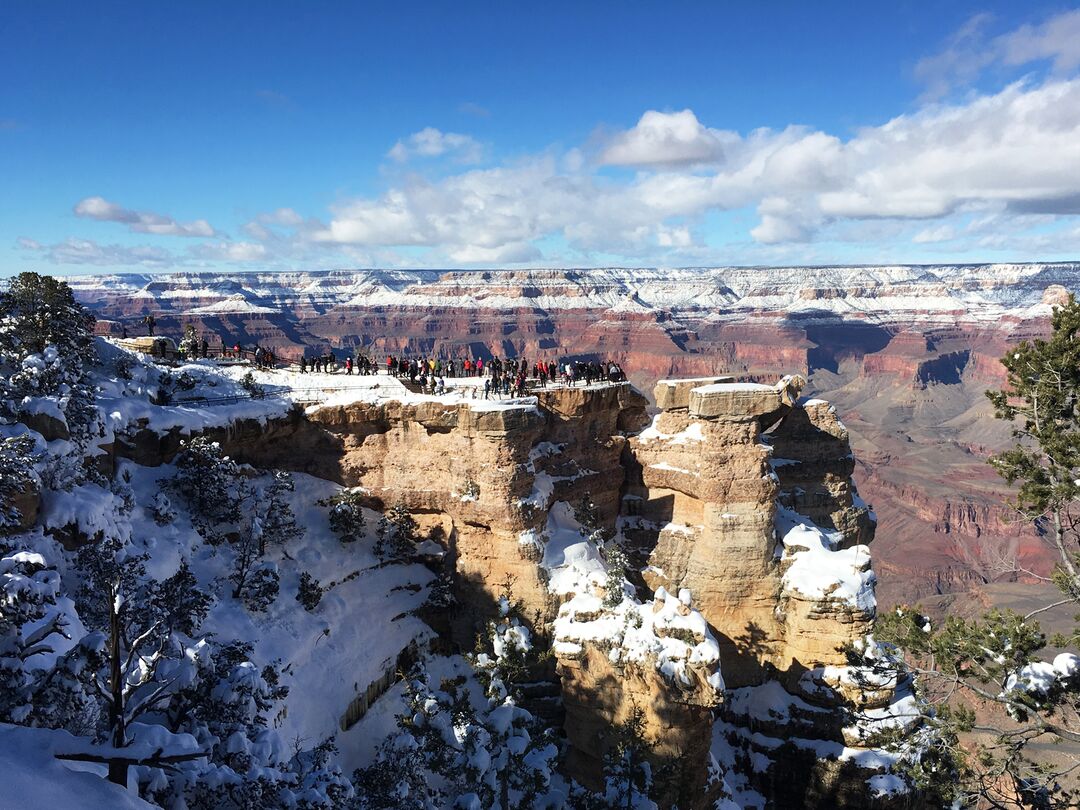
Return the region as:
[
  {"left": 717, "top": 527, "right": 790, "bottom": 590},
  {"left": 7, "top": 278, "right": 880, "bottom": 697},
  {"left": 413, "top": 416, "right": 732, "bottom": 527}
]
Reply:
[
  {"left": 624, "top": 377, "right": 909, "bottom": 808},
  {"left": 297, "top": 386, "right": 648, "bottom": 643},
  {"left": 559, "top": 645, "right": 720, "bottom": 808},
  {"left": 114, "top": 374, "right": 903, "bottom": 808}
]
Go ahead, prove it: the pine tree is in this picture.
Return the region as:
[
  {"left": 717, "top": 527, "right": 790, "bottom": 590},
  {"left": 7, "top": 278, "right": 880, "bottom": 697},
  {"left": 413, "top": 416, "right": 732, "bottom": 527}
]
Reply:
[
  {"left": 0, "top": 273, "right": 101, "bottom": 490},
  {"left": 986, "top": 295, "right": 1080, "bottom": 585},
  {"left": 603, "top": 542, "right": 629, "bottom": 608},
  {"left": 171, "top": 436, "right": 244, "bottom": 531},
  {"left": 603, "top": 704, "right": 652, "bottom": 810},
  {"left": 229, "top": 518, "right": 280, "bottom": 611},
  {"left": 324, "top": 488, "right": 366, "bottom": 543},
  {"left": 874, "top": 295, "right": 1080, "bottom": 808},
  {"left": 71, "top": 533, "right": 216, "bottom": 785},
  {"left": 256, "top": 470, "right": 302, "bottom": 555},
  {"left": 0, "top": 549, "right": 70, "bottom": 723},
  {"left": 0, "top": 272, "right": 95, "bottom": 407},
  {"left": 576, "top": 491, "right": 613, "bottom": 544},
  {"left": 0, "top": 434, "right": 39, "bottom": 533},
  {"left": 376, "top": 504, "right": 419, "bottom": 560},
  {"left": 296, "top": 571, "right": 323, "bottom": 611}
]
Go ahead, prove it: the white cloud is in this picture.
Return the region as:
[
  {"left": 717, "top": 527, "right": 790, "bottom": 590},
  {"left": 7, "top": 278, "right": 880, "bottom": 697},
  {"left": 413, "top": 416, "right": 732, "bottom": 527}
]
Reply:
[
  {"left": 600, "top": 109, "right": 734, "bottom": 168},
  {"left": 916, "top": 9, "right": 1080, "bottom": 98},
  {"left": 291, "top": 75, "right": 1080, "bottom": 260},
  {"left": 913, "top": 225, "right": 956, "bottom": 244},
  {"left": 73, "top": 196, "right": 216, "bottom": 237},
  {"left": 257, "top": 207, "right": 304, "bottom": 227},
  {"left": 21, "top": 237, "right": 178, "bottom": 267},
  {"left": 189, "top": 241, "right": 267, "bottom": 262},
  {"left": 656, "top": 225, "right": 693, "bottom": 248},
  {"left": 387, "top": 127, "right": 482, "bottom": 163}
]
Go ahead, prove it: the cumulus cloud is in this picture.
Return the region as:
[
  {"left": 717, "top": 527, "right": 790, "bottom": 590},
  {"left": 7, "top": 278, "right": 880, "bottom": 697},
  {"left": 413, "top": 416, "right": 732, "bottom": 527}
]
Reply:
[
  {"left": 39, "top": 15, "right": 1080, "bottom": 271},
  {"left": 916, "top": 9, "right": 1080, "bottom": 98},
  {"left": 292, "top": 74, "right": 1080, "bottom": 260},
  {"left": 387, "top": 127, "right": 482, "bottom": 163},
  {"left": 600, "top": 109, "right": 734, "bottom": 168},
  {"left": 73, "top": 196, "right": 216, "bottom": 237}
]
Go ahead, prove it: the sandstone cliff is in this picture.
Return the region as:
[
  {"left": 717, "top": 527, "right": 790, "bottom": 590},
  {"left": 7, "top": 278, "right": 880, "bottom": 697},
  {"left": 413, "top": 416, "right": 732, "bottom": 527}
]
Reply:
[{"left": 97, "top": 367, "right": 912, "bottom": 808}]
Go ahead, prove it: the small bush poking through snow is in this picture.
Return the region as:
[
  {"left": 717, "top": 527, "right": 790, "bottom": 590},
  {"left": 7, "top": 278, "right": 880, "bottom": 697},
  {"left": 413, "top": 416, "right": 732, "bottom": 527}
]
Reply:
[
  {"left": 322, "top": 488, "right": 366, "bottom": 543},
  {"left": 296, "top": 571, "right": 324, "bottom": 611},
  {"left": 603, "top": 542, "right": 630, "bottom": 609},
  {"left": 239, "top": 371, "right": 265, "bottom": 399},
  {"left": 151, "top": 491, "right": 176, "bottom": 526},
  {"left": 0, "top": 435, "right": 39, "bottom": 533},
  {"left": 376, "top": 504, "right": 419, "bottom": 561}
]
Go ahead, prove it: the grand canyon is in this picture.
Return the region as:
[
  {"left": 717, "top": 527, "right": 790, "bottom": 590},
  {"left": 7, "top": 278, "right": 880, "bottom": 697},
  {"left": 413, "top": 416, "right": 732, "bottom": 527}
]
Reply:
[{"left": 69, "top": 263, "right": 1079, "bottom": 615}]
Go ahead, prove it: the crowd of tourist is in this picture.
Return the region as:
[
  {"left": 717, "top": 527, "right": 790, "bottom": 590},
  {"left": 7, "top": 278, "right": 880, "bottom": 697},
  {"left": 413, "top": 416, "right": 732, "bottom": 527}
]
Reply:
[
  {"left": 295, "top": 351, "right": 625, "bottom": 397},
  {"left": 129, "top": 322, "right": 627, "bottom": 399}
]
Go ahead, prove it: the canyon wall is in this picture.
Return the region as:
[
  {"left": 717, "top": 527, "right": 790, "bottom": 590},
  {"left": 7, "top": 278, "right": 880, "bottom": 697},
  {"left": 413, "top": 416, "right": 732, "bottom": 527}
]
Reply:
[
  {"left": 71, "top": 267, "right": 1077, "bottom": 618},
  {"left": 102, "top": 370, "right": 913, "bottom": 807}
]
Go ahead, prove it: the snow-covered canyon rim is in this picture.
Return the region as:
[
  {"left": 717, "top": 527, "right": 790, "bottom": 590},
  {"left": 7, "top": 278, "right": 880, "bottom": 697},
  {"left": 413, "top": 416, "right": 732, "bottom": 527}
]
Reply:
[{"left": 61, "top": 262, "right": 1080, "bottom": 321}]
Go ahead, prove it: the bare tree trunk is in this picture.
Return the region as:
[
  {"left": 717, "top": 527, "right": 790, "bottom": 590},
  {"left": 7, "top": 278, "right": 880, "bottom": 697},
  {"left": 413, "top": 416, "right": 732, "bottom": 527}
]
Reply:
[
  {"left": 108, "top": 591, "right": 128, "bottom": 787},
  {"left": 1053, "top": 507, "right": 1078, "bottom": 579}
]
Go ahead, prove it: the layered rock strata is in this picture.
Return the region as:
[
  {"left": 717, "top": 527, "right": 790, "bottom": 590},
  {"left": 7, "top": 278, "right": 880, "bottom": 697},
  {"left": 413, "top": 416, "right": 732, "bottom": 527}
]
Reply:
[{"left": 103, "top": 373, "right": 907, "bottom": 808}]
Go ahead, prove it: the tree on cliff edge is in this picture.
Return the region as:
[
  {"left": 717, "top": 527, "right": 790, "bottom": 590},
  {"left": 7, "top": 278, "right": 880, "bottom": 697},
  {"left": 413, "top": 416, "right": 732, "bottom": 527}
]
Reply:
[{"left": 872, "top": 295, "right": 1080, "bottom": 809}]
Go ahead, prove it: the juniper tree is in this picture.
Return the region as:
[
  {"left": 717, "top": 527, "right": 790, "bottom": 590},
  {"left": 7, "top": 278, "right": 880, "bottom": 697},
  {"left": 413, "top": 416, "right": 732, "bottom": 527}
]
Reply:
[
  {"left": 376, "top": 504, "right": 419, "bottom": 560},
  {"left": 256, "top": 470, "right": 302, "bottom": 555},
  {"left": 296, "top": 571, "right": 324, "bottom": 611},
  {"left": 603, "top": 703, "right": 652, "bottom": 810},
  {"left": 872, "top": 295, "right": 1080, "bottom": 808},
  {"left": 0, "top": 434, "right": 39, "bottom": 533},
  {"left": 0, "top": 550, "right": 70, "bottom": 723},
  {"left": 324, "top": 488, "right": 366, "bottom": 543}
]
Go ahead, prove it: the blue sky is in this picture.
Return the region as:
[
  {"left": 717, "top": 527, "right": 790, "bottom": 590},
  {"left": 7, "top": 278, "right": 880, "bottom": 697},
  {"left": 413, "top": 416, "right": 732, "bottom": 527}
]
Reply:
[{"left": 3, "top": 1, "right": 1080, "bottom": 275}]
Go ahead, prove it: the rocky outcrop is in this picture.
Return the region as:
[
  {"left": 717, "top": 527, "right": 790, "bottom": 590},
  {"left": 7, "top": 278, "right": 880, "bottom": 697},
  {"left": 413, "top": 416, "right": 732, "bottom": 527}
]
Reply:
[
  {"left": 106, "top": 369, "right": 910, "bottom": 808},
  {"left": 619, "top": 376, "right": 908, "bottom": 808}
]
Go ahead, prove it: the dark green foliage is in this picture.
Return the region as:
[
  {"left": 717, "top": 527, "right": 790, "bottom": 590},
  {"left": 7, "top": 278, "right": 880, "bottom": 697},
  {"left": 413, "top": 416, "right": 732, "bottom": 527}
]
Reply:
[
  {"left": 239, "top": 371, "right": 265, "bottom": 399},
  {"left": 576, "top": 491, "right": 613, "bottom": 544},
  {"left": 375, "top": 504, "right": 418, "bottom": 560},
  {"left": 0, "top": 434, "right": 38, "bottom": 533},
  {"left": 875, "top": 296, "right": 1080, "bottom": 808},
  {"left": 0, "top": 271, "right": 94, "bottom": 366},
  {"left": 986, "top": 295, "right": 1080, "bottom": 577},
  {"left": 603, "top": 542, "right": 629, "bottom": 608},
  {"left": 171, "top": 436, "right": 243, "bottom": 530},
  {"left": 603, "top": 704, "right": 652, "bottom": 810},
  {"left": 257, "top": 471, "right": 302, "bottom": 555},
  {"left": 323, "top": 488, "right": 366, "bottom": 543},
  {"left": 296, "top": 571, "right": 323, "bottom": 611},
  {"left": 0, "top": 551, "right": 69, "bottom": 723}
]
